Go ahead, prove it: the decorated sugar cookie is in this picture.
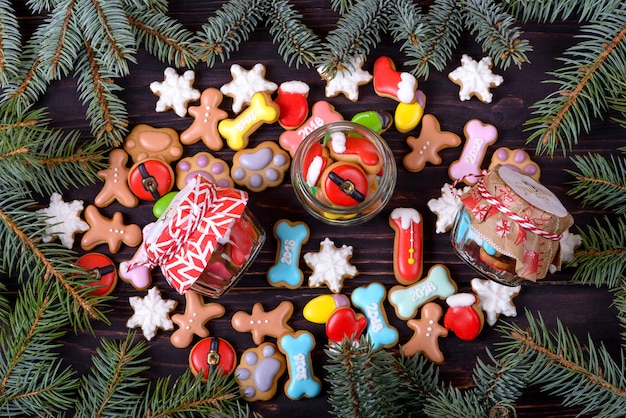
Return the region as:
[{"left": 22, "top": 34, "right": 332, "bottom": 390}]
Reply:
[
  {"left": 448, "top": 55, "right": 503, "bottom": 104},
  {"left": 220, "top": 63, "right": 278, "bottom": 113},
  {"left": 470, "top": 278, "right": 520, "bottom": 326},
  {"left": 426, "top": 183, "right": 471, "bottom": 234},
  {"left": 150, "top": 67, "right": 201, "bottom": 117},
  {"left": 37, "top": 192, "right": 89, "bottom": 249},
  {"left": 303, "top": 237, "right": 358, "bottom": 293},
  {"left": 126, "top": 287, "right": 177, "bottom": 341},
  {"left": 318, "top": 55, "right": 372, "bottom": 102}
]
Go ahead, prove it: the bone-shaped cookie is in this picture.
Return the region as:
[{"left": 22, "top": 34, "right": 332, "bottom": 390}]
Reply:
[
  {"left": 449, "top": 119, "right": 498, "bottom": 185},
  {"left": 388, "top": 264, "right": 457, "bottom": 320},
  {"left": 278, "top": 331, "right": 322, "bottom": 400},
  {"left": 267, "top": 220, "right": 309, "bottom": 289},
  {"left": 351, "top": 282, "right": 399, "bottom": 349},
  {"left": 279, "top": 101, "right": 343, "bottom": 156},
  {"left": 218, "top": 91, "right": 279, "bottom": 151}
]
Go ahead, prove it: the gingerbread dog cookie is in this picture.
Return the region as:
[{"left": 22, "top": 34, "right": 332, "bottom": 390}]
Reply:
[
  {"left": 403, "top": 114, "right": 461, "bottom": 173},
  {"left": 231, "top": 301, "right": 294, "bottom": 345}
]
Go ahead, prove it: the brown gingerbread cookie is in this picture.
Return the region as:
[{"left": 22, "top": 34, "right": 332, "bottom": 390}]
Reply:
[
  {"left": 94, "top": 149, "right": 138, "bottom": 208},
  {"left": 231, "top": 301, "right": 294, "bottom": 345},
  {"left": 180, "top": 88, "right": 229, "bottom": 150},
  {"left": 402, "top": 302, "right": 448, "bottom": 364},
  {"left": 124, "top": 124, "right": 183, "bottom": 164},
  {"left": 170, "top": 290, "right": 226, "bottom": 349},
  {"left": 403, "top": 114, "right": 461, "bottom": 173},
  {"left": 80, "top": 205, "right": 142, "bottom": 253}
]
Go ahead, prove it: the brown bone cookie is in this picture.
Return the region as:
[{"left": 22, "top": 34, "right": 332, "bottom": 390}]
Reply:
[
  {"left": 231, "top": 301, "right": 294, "bottom": 345},
  {"left": 124, "top": 124, "right": 183, "bottom": 164},
  {"left": 403, "top": 114, "right": 461, "bottom": 173}
]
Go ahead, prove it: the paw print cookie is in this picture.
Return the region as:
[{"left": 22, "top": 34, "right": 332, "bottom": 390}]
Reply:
[
  {"left": 489, "top": 147, "right": 540, "bottom": 181},
  {"left": 176, "top": 152, "right": 233, "bottom": 190},
  {"left": 124, "top": 124, "right": 183, "bottom": 164},
  {"left": 236, "top": 342, "right": 286, "bottom": 402},
  {"left": 231, "top": 141, "right": 290, "bottom": 192},
  {"left": 150, "top": 67, "right": 201, "bottom": 117}
]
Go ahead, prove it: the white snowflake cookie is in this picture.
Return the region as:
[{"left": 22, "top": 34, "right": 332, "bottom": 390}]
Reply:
[
  {"left": 470, "top": 278, "right": 520, "bottom": 326},
  {"left": 448, "top": 55, "right": 503, "bottom": 104},
  {"left": 220, "top": 63, "right": 278, "bottom": 114},
  {"left": 303, "top": 237, "right": 358, "bottom": 293},
  {"left": 126, "top": 286, "right": 177, "bottom": 341},
  {"left": 150, "top": 67, "right": 201, "bottom": 117},
  {"left": 37, "top": 192, "right": 90, "bottom": 249},
  {"left": 427, "top": 183, "right": 470, "bottom": 234},
  {"left": 318, "top": 55, "right": 372, "bottom": 102}
]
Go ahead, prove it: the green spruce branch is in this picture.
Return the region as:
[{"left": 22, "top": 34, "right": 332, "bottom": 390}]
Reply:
[
  {"left": 523, "top": 6, "right": 626, "bottom": 156},
  {"left": 0, "top": 0, "right": 21, "bottom": 85},
  {"left": 503, "top": 0, "right": 622, "bottom": 23},
  {"left": 497, "top": 310, "right": 626, "bottom": 416}
]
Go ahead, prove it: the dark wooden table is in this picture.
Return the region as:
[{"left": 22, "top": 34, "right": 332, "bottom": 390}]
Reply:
[{"left": 9, "top": 2, "right": 623, "bottom": 417}]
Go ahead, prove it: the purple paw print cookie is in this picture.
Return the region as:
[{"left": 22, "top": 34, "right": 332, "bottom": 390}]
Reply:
[
  {"left": 489, "top": 147, "right": 540, "bottom": 181},
  {"left": 231, "top": 141, "right": 290, "bottom": 192},
  {"left": 176, "top": 152, "right": 233, "bottom": 189}
]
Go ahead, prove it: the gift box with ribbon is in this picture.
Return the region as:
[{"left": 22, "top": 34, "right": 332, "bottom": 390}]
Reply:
[
  {"left": 130, "top": 174, "right": 265, "bottom": 296},
  {"left": 452, "top": 165, "right": 573, "bottom": 284}
]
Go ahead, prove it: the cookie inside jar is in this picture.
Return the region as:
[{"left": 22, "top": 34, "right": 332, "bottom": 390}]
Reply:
[{"left": 291, "top": 121, "right": 396, "bottom": 225}]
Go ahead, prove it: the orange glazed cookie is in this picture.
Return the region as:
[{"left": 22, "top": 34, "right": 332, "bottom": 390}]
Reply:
[{"left": 403, "top": 114, "right": 461, "bottom": 172}]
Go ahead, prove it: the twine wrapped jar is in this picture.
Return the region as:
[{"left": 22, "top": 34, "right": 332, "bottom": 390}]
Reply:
[{"left": 451, "top": 165, "right": 573, "bottom": 285}]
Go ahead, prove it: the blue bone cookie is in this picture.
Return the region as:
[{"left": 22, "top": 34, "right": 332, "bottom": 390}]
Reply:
[
  {"left": 267, "top": 220, "right": 310, "bottom": 289},
  {"left": 351, "top": 282, "right": 399, "bottom": 349},
  {"left": 388, "top": 264, "right": 457, "bottom": 320},
  {"left": 278, "top": 330, "right": 321, "bottom": 400}
]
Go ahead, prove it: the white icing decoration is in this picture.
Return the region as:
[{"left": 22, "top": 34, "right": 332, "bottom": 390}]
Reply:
[
  {"left": 446, "top": 292, "right": 476, "bottom": 308},
  {"left": 427, "top": 183, "right": 470, "bottom": 233},
  {"left": 471, "top": 278, "right": 520, "bottom": 326},
  {"left": 330, "top": 132, "right": 346, "bottom": 153},
  {"left": 306, "top": 156, "right": 324, "bottom": 187},
  {"left": 390, "top": 207, "right": 421, "bottom": 230},
  {"left": 279, "top": 80, "right": 310, "bottom": 95},
  {"left": 150, "top": 67, "right": 201, "bottom": 117},
  {"left": 37, "top": 192, "right": 90, "bottom": 249},
  {"left": 448, "top": 55, "right": 503, "bottom": 103},
  {"left": 397, "top": 72, "right": 417, "bottom": 104},
  {"left": 220, "top": 63, "right": 278, "bottom": 114},
  {"left": 126, "top": 287, "right": 176, "bottom": 341},
  {"left": 318, "top": 55, "right": 372, "bottom": 101},
  {"left": 303, "top": 237, "right": 357, "bottom": 293}
]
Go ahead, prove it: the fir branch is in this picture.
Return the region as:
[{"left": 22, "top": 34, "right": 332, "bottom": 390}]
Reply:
[
  {"left": 26, "top": 0, "right": 57, "bottom": 14},
  {"left": 390, "top": 353, "right": 441, "bottom": 416},
  {"left": 139, "top": 369, "right": 257, "bottom": 418},
  {"left": 121, "top": 0, "right": 168, "bottom": 13},
  {"left": 524, "top": 8, "right": 626, "bottom": 156},
  {"left": 390, "top": 0, "right": 462, "bottom": 79},
  {"left": 74, "top": 333, "right": 149, "bottom": 417},
  {"left": 503, "top": 0, "right": 622, "bottom": 23},
  {"left": 76, "top": 0, "right": 137, "bottom": 76},
  {"left": 126, "top": 7, "right": 197, "bottom": 68},
  {"left": 330, "top": 0, "right": 355, "bottom": 16},
  {"left": 462, "top": 0, "right": 532, "bottom": 70},
  {"left": 74, "top": 39, "right": 129, "bottom": 147},
  {"left": 0, "top": 279, "right": 80, "bottom": 417},
  {"left": 318, "top": 0, "right": 391, "bottom": 78},
  {"left": 264, "top": 0, "right": 324, "bottom": 69},
  {"left": 569, "top": 215, "right": 626, "bottom": 288},
  {"left": 0, "top": 102, "right": 106, "bottom": 196},
  {"left": 0, "top": 189, "right": 109, "bottom": 329},
  {"left": 611, "top": 282, "right": 626, "bottom": 347},
  {"left": 37, "top": 0, "right": 82, "bottom": 81},
  {"left": 497, "top": 310, "right": 626, "bottom": 416},
  {"left": 0, "top": 0, "right": 21, "bottom": 86},
  {"left": 195, "top": 0, "right": 265, "bottom": 68},
  {"left": 566, "top": 153, "right": 626, "bottom": 215}
]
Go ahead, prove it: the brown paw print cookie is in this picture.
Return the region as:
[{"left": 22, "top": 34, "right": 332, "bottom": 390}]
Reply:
[
  {"left": 124, "top": 124, "right": 183, "bottom": 164},
  {"left": 403, "top": 114, "right": 462, "bottom": 173},
  {"left": 180, "top": 88, "right": 229, "bottom": 150},
  {"left": 231, "top": 141, "right": 290, "bottom": 192},
  {"left": 231, "top": 301, "right": 294, "bottom": 345},
  {"left": 236, "top": 342, "right": 286, "bottom": 402},
  {"left": 94, "top": 149, "right": 138, "bottom": 208},
  {"left": 170, "top": 290, "right": 226, "bottom": 349},
  {"left": 176, "top": 152, "right": 233, "bottom": 190},
  {"left": 80, "top": 205, "right": 142, "bottom": 253}
]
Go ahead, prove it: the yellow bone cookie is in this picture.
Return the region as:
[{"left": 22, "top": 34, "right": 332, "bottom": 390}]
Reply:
[{"left": 218, "top": 92, "right": 279, "bottom": 151}]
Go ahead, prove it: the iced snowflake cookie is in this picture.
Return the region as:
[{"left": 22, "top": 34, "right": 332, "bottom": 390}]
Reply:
[
  {"left": 448, "top": 55, "right": 503, "bottom": 103},
  {"left": 236, "top": 342, "right": 286, "bottom": 402},
  {"left": 126, "top": 286, "right": 177, "bottom": 341},
  {"left": 303, "top": 237, "right": 358, "bottom": 293},
  {"left": 318, "top": 55, "right": 372, "bottom": 102},
  {"left": 427, "top": 183, "right": 471, "bottom": 234},
  {"left": 150, "top": 67, "right": 201, "bottom": 117},
  {"left": 37, "top": 192, "right": 90, "bottom": 249},
  {"left": 220, "top": 63, "right": 278, "bottom": 114},
  {"left": 470, "top": 278, "right": 520, "bottom": 326}
]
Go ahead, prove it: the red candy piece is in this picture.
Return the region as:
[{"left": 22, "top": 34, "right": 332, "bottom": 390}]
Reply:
[
  {"left": 128, "top": 158, "right": 174, "bottom": 201},
  {"left": 302, "top": 142, "right": 329, "bottom": 187},
  {"left": 77, "top": 253, "right": 118, "bottom": 297},
  {"left": 322, "top": 162, "right": 369, "bottom": 207},
  {"left": 326, "top": 306, "right": 367, "bottom": 343},
  {"left": 189, "top": 337, "right": 236, "bottom": 380}
]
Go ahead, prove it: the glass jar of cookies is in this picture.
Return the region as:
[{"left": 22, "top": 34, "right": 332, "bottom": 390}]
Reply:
[
  {"left": 291, "top": 121, "right": 397, "bottom": 225},
  {"left": 451, "top": 164, "right": 573, "bottom": 285}
]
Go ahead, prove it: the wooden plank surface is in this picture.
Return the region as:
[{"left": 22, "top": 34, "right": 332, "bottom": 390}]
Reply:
[{"left": 5, "top": 2, "right": 623, "bottom": 417}]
